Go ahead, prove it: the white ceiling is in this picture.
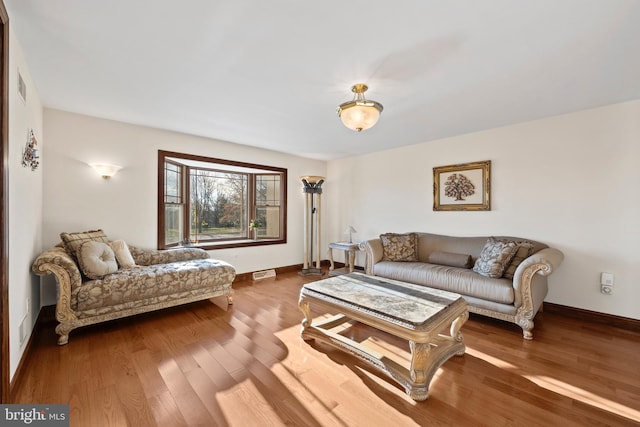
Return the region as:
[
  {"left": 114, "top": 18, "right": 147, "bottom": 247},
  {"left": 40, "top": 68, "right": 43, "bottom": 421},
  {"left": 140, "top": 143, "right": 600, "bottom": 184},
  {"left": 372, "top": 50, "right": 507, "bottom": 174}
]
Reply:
[{"left": 7, "top": 1, "right": 640, "bottom": 160}]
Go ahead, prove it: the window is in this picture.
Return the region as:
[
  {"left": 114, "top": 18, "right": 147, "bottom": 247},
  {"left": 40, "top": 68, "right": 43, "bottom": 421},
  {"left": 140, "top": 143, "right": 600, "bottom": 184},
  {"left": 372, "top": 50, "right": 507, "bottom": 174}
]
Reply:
[{"left": 158, "top": 150, "right": 287, "bottom": 249}]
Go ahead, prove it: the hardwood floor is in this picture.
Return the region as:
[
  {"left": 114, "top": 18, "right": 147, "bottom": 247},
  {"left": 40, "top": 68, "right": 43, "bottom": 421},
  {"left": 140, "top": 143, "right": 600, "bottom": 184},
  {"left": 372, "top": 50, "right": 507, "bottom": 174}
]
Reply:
[{"left": 11, "top": 270, "right": 640, "bottom": 426}]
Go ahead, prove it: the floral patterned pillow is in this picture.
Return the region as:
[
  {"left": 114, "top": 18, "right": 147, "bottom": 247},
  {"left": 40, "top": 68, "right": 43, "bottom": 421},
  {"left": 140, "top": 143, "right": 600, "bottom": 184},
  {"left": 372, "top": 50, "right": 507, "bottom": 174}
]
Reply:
[
  {"left": 473, "top": 237, "right": 519, "bottom": 278},
  {"left": 380, "top": 233, "right": 419, "bottom": 262},
  {"left": 502, "top": 242, "right": 534, "bottom": 279}
]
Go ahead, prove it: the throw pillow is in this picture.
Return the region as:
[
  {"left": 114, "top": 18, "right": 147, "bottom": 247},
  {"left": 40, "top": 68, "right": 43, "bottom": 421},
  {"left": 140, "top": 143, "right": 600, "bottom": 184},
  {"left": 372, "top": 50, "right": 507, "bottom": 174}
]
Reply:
[
  {"left": 428, "top": 251, "right": 473, "bottom": 269},
  {"left": 60, "top": 229, "right": 109, "bottom": 260},
  {"left": 109, "top": 240, "right": 136, "bottom": 268},
  {"left": 76, "top": 241, "right": 118, "bottom": 280},
  {"left": 473, "top": 237, "right": 519, "bottom": 278},
  {"left": 380, "top": 233, "right": 419, "bottom": 262},
  {"left": 502, "top": 242, "right": 534, "bottom": 279}
]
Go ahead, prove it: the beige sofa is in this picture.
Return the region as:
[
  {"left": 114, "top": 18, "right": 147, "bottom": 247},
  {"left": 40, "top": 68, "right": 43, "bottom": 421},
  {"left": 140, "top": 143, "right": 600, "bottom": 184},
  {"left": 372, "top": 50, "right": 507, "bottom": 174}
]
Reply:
[
  {"left": 362, "top": 232, "right": 564, "bottom": 339},
  {"left": 33, "top": 240, "right": 236, "bottom": 345}
]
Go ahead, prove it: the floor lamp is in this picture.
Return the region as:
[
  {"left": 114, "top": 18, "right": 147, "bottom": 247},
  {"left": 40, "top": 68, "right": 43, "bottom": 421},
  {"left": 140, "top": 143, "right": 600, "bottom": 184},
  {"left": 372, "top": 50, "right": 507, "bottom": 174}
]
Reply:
[{"left": 300, "top": 175, "right": 324, "bottom": 276}]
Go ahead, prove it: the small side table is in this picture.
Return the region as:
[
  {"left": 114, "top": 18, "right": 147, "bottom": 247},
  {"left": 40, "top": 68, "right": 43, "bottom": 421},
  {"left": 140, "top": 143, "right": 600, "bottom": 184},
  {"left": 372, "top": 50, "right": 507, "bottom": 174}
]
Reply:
[{"left": 328, "top": 242, "right": 361, "bottom": 275}]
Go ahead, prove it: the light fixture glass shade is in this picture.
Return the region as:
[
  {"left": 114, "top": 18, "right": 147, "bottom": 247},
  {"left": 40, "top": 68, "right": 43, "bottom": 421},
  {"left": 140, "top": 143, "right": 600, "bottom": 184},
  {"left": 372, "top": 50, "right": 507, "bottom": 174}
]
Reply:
[
  {"left": 300, "top": 175, "right": 325, "bottom": 185},
  {"left": 90, "top": 163, "right": 122, "bottom": 179},
  {"left": 337, "top": 84, "right": 383, "bottom": 132}
]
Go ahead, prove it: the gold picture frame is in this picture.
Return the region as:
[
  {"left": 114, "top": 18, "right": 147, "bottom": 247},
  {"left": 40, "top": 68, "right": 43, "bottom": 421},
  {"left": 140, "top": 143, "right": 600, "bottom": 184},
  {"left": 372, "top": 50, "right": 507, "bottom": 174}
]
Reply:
[{"left": 433, "top": 160, "right": 491, "bottom": 211}]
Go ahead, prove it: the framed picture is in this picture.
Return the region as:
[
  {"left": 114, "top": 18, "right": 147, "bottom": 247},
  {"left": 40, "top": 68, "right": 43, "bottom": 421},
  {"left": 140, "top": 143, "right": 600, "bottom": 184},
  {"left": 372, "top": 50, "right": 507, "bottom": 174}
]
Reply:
[
  {"left": 433, "top": 160, "right": 491, "bottom": 211},
  {"left": 17, "top": 70, "right": 27, "bottom": 103}
]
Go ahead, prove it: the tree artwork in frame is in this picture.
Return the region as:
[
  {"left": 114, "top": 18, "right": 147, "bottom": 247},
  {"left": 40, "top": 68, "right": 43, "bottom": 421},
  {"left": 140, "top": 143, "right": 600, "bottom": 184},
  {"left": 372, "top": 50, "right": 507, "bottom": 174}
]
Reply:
[{"left": 433, "top": 160, "right": 491, "bottom": 211}]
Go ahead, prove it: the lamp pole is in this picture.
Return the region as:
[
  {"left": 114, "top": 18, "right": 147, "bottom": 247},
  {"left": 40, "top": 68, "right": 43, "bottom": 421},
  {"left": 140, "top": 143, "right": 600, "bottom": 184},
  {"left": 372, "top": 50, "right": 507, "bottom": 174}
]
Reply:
[{"left": 300, "top": 176, "right": 324, "bottom": 276}]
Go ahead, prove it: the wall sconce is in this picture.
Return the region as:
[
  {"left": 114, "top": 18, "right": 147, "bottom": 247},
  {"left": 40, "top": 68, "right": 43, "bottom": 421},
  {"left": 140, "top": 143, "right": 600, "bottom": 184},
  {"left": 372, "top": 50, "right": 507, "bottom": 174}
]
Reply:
[
  {"left": 90, "top": 163, "right": 122, "bottom": 179},
  {"left": 22, "top": 129, "right": 39, "bottom": 171}
]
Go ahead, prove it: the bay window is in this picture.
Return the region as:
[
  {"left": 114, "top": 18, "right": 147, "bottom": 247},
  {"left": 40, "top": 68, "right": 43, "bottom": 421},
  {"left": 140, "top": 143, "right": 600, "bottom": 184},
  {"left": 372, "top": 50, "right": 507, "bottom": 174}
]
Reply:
[{"left": 158, "top": 150, "right": 287, "bottom": 249}]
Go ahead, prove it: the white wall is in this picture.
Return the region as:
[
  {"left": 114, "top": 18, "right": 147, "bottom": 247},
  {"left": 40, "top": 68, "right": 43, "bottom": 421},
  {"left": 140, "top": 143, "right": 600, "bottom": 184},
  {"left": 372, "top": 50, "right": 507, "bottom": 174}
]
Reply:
[
  {"left": 8, "top": 28, "right": 44, "bottom": 378},
  {"left": 326, "top": 100, "right": 640, "bottom": 320},
  {"left": 42, "top": 109, "right": 326, "bottom": 305},
  {"left": 39, "top": 101, "right": 640, "bottom": 323}
]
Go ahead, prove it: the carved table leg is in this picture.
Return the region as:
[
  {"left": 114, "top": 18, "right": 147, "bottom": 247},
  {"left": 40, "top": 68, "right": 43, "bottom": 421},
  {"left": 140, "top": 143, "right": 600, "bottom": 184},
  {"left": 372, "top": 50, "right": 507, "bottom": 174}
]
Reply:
[
  {"left": 347, "top": 249, "right": 356, "bottom": 273},
  {"left": 408, "top": 340, "right": 431, "bottom": 401},
  {"left": 450, "top": 311, "right": 469, "bottom": 343},
  {"left": 298, "top": 300, "right": 314, "bottom": 341},
  {"left": 327, "top": 248, "right": 335, "bottom": 271}
]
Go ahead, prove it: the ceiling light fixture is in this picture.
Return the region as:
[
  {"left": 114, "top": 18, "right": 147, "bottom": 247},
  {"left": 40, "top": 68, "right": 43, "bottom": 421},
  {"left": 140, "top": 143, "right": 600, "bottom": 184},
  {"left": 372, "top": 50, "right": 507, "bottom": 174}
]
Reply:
[{"left": 337, "top": 83, "right": 383, "bottom": 132}]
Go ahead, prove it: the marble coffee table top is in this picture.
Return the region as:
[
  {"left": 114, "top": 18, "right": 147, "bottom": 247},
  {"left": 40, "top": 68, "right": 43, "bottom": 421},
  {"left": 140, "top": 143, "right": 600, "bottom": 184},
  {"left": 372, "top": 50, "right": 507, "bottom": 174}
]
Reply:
[{"left": 302, "top": 272, "right": 463, "bottom": 327}]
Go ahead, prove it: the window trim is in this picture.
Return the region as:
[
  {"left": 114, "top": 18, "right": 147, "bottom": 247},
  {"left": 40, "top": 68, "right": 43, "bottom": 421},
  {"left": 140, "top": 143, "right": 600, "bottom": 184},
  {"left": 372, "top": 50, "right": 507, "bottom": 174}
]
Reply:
[{"left": 157, "top": 150, "right": 287, "bottom": 250}]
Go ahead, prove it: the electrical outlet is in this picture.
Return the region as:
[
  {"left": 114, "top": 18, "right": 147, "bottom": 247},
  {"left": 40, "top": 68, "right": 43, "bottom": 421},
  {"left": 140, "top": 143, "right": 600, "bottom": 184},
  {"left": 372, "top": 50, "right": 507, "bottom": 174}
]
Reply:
[
  {"left": 600, "top": 272, "right": 614, "bottom": 295},
  {"left": 600, "top": 272, "right": 614, "bottom": 286}
]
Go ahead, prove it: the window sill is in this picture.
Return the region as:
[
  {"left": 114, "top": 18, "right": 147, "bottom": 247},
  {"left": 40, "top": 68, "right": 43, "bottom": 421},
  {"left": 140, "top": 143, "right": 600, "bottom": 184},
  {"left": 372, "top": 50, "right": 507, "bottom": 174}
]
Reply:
[{"left": 175, "top": 238, "right": 286, "bottom": 250}]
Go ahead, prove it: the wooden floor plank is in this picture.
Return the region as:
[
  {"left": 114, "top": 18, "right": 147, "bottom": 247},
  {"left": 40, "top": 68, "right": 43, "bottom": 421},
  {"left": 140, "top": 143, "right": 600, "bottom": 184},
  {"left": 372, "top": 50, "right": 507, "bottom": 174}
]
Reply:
[
  {"left": 156, "top": 358, "right": 217, "bottom": 426},
  {"left": 10, "top": 270, "right": 640, "bottom": 426},
  {"left": 147, "top": 389, "right": 188, "bottom": 427}
]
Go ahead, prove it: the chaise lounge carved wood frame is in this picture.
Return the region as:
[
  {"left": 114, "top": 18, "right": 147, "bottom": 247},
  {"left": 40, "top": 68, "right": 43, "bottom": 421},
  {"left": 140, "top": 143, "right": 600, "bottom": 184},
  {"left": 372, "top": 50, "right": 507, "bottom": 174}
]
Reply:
[{"left": 32, "top": 246, "right": 235, "bottom": 345}]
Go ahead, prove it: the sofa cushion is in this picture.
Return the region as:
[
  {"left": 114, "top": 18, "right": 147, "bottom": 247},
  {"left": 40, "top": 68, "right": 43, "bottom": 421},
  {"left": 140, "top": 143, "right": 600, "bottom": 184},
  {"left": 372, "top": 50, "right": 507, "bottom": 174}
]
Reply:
[
  {"left": 473, "top": 237, "right": 518, "bottom": 278},
  {"left": 109, "top": 240, "right": 136, "bottom": 268},
  {"left": 61, "top": 229, "right": 109, "bottom": 260},
  {"left": 128, "top": 246, "right": 210, "bottom": 266},
  {"left": 427, "top": 251, "right": 473, "bottom": 268},
  {"left": 503, "top": 241, "right": 534, "bottom": 279},
  {"left": 373, "top": 261, "right": 514, "bottom": 305},
  {"left": 74, "top": 258, "right": 236, "bottom": 312},
  {"left": 380, "top": 233, "right": 418, "bottom": 262},
  {"left": 76, "top": 241, "right": 118, "bottom": 280}
]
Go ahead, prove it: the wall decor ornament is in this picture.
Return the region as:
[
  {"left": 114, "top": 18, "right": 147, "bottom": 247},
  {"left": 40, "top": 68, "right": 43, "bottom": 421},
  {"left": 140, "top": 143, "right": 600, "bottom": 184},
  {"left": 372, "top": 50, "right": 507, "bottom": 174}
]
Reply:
[
  {"left": 22, "top": 129, "right": 39, "bottom": 171},
  {"left": 433, "top": 160, "right": 491, "bottom": 211}
]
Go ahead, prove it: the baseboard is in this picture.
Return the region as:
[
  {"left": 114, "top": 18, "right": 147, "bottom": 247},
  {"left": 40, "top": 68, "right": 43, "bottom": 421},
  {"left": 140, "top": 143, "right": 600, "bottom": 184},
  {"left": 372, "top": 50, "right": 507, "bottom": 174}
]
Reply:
[
  {"left": 232, "top": 260, "right": 337, "bottom": 283},
  {"left": 544, "top": 302, "right": 640, "bottom": 333},
  {"left": 9, "top": 305, "right": 55, "bottom": 400}
]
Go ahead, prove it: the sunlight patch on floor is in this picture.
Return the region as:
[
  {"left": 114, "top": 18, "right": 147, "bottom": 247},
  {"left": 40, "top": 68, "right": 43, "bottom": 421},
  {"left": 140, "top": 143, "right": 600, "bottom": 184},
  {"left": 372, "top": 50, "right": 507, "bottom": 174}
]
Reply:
[
  {"left": 523, "top": 374, "right": 640, "bottom": 422},
  {"left": 467, "top": 346, "right": 640, "bottom": 423},
  {"left": 465, "top": 346, "right": 519, "bottom": 370},
  {"left": 218, "top": 377, "right": 282, "bottom": 424}
]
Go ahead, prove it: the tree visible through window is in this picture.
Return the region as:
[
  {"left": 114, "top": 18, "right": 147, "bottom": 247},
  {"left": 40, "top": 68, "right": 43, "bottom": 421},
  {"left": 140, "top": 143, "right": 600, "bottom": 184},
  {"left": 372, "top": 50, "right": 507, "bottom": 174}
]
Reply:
[{"left": 158, "top": 150, "right": 287, "bottom": 249}]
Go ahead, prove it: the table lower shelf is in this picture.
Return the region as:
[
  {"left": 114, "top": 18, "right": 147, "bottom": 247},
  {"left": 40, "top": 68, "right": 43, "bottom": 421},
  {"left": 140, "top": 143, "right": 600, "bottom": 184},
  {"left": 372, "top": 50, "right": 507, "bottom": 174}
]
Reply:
[
  {"left": 300, "top": 313, "right": 466, "bottom": 401},
  {"left": 328, "top": 266, "right": 351, "bottom": 276}
]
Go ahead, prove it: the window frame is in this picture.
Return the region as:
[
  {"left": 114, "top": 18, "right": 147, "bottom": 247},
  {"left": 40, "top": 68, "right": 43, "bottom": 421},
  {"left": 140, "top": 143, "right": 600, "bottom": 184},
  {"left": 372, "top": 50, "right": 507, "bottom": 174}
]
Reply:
[
  {"left": 163, "top": 159, "right": 185, "bottom": 246},
  {"left": 157, "top": 150, "right": 287, "bottom": 250}
]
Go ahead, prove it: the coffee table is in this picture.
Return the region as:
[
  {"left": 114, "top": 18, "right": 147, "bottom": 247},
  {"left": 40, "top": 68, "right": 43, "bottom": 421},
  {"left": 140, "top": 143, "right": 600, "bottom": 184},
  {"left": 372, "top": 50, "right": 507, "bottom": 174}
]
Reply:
[{"left": 298, "top": 273, "right": 468, "bottom": 401}]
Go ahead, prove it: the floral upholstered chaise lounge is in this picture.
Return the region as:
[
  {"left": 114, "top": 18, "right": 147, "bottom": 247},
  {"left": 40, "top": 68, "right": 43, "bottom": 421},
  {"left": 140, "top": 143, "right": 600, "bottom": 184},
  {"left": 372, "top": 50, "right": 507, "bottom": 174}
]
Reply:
[{"left": 32, "top": 229, "right": 236, "bottom": 345}]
